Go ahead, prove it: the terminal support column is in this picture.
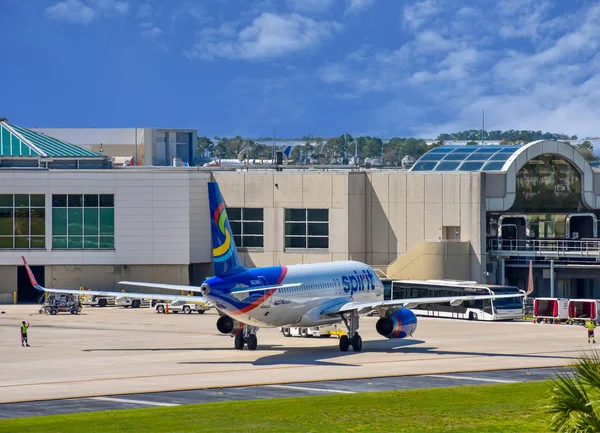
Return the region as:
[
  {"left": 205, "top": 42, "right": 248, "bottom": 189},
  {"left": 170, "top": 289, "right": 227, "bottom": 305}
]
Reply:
[
  {"left": 499, "top": 259, "right": 505, "bottom": 285},
  {"left": 550, "top": 260, "right": 555, "bottom": 298}
]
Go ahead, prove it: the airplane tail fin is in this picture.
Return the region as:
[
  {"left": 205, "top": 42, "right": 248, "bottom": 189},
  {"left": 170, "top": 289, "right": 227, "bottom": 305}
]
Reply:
[
  {"left": 21, "top": 256, "right": 44, "bottom": 291},
  {"left": 208, "top": 182, "right": 245, "bottom": 277},
  {"left": 282, "top": 146, "right": 292, "bottom": 159}
]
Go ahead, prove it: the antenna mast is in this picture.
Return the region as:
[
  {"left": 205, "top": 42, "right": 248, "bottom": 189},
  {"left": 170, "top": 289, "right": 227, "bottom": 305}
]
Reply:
[
  {"left": 354, "top": 131, "right": 358, "bottom": 166},
  {"left": 481, "top": 109, "right": 485, "bottom": 145}
]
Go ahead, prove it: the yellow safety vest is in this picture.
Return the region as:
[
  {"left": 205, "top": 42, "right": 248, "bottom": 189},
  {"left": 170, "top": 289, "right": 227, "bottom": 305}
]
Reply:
[
  {"left": 21, "top": 324, "right": 27, "bottom": 334},
  {"left": 587, "top": 322, "right": 596, "bottom": 331}
]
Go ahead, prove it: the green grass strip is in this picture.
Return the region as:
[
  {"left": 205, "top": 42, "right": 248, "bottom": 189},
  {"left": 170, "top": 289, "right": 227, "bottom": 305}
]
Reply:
[{"left": 0, "top": 381, "right": 551, "bottom": 433}]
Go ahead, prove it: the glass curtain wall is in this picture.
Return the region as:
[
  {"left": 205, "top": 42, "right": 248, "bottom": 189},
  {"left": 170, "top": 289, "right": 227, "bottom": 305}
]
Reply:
[
  {"left": 52, "top": 194, "right": 114, "bottom": 249},
  {"left": 487, "top": 154, "right": 599, "bottom": 240},
  {"left": 0, "top": 194, "right": 45, "bottom": 249}
]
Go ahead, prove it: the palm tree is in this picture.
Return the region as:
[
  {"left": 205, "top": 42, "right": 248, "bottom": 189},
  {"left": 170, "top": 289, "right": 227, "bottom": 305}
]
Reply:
[{"left": 547, "top": 350, "right": 600, "bottom": 432}]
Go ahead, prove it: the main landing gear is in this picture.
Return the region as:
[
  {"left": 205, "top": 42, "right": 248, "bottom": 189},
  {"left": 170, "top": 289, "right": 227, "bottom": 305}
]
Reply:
[
  {"left": 339, "top": 311, "right": 362, "bottom": 352},
  {"left": 234, "top": 325, "right": 259, "bottom": 351}
]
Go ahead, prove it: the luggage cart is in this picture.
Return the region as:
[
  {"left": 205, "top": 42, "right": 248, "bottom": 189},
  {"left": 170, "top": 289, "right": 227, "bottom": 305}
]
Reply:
[
  {"left": 39, "top": 294, "right": 82, "bottom": 315},
  {"left": 533, "top": 298, "right": 569, "bottom": 324},
  {"left": 568, "top": 299, "right": 600, "bottom": 326}
]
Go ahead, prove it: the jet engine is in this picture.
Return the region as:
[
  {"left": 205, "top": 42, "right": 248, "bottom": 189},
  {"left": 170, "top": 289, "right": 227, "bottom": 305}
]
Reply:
[
  {"left": 216, "top": 316, "right": 243, "bottom": 335},
  {"left": 200, "top": 283, "right": 211, "bottom": 296},
  {"left": 376, "top": 308, "right": 418, "bottom": 339}
]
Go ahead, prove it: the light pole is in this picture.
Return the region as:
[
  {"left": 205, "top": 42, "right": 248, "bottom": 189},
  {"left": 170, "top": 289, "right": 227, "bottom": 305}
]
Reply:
[{"left": 381, "top": 132, "right": 384, "bottom": 168}]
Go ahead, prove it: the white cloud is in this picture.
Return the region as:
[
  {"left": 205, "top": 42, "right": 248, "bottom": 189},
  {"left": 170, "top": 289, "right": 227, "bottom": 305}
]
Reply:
[
  {"left": 186, "top": 12, "right": 341, "bottom": 60},
  {"left": 413, "top": 30, "right": 457, "bottom": 52},
  {"left": 455, "top": 6, "right": 479, "bottom": 18},
  {"left": 403, "top": 0, "right": 438, "bottom": 29},
  {"left": 288, "top": 0, "right": 335, "bottom": 13},
  {"left": 140, "top": 22, "right": 167, "bottom": 51},
  {"left": 136, "top": 4, "right": 153, "bottom": 19},
  {"left": 45, "top": 0, "right": 95, "bottom": 24},
  {"left": 171, "top": 3, "right": 212, "bottom": 24},
  {"left": 316, "top": 0, "right": 600, "bottom": 137},
  {"left": 88, "top": 0, "right": 129, "bottom": 15},
  {"left": 497, "top": 0, "right": 554, "bottom": 40},
  {"left": 494, "top": 7, "right": 600, "bottom": 88},
  {"left": 409, "top": 48, "right": 480, "bottom": 84},
  {"left": 45, "top": 0, "right": 129, "bottom": 24},
  {"left": 345, "top": 0, "right": 374, "bottom": 15}
]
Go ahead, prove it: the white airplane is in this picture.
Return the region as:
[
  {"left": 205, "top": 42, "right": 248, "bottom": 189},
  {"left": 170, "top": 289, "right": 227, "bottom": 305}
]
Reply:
[
  {"left": 203, "top": 146, "right": 292, "bottom": 167},
  {"left": 23, "top": 181, "right": 523, "bottom": 352}
]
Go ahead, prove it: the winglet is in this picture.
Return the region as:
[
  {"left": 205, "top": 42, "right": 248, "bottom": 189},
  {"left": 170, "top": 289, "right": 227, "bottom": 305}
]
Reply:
[{"left": 21, "top": 256, "right": 44, "bottom": 291}]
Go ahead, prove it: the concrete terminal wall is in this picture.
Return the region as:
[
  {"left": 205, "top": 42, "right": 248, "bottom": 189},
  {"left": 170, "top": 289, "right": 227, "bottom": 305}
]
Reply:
[
  {"left": 214, "top": 170, "right": 485, "bottom": 281},
  {"left": 0, "top": 266, "right": 17, "bottom": 303},
  {"left": 213, "top": 171, "right": 357, "bottom": 267},
  {"left": 374, "top": 241, "right": 471, "bottom": 281},
  {"left": 46, "top": 265, "right": 189, "bottom": 292}
]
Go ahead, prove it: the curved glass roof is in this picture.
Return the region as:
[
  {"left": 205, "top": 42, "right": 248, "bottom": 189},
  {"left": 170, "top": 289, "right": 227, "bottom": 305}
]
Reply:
[{"left": 410, "top": 145, "right": 522, "bottom": 172}]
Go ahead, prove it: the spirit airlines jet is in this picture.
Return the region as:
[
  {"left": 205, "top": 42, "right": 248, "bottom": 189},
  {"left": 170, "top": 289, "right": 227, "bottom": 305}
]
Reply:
[{"left": 23, "top": 182, "right": 523, "bottom": 353}]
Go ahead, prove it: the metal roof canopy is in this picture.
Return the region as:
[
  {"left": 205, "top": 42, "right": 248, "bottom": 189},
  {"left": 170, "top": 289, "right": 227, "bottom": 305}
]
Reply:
[{"left": 0, "top": 121, "right": 104, "bottom": 158}]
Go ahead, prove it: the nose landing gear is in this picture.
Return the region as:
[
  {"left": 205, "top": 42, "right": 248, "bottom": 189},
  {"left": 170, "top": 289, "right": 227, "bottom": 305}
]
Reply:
[{"left": 339, "top": 311, "right": 362, "bottom": 352}]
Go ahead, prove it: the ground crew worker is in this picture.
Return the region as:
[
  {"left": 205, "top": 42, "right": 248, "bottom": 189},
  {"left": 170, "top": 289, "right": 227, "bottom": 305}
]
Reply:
[
  {"left": 21, "top": 321, "right": 30, "bottom": 347},
  {"left": 587, "top": 320, "right": 596, "bottom": 344}
]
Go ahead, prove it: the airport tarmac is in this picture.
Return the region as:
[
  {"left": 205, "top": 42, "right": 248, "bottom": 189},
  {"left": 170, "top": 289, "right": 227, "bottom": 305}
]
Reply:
[
  {"left": 0, "top": 305, "right": 591, "bottom": 405},
  {"left": 0, "top": 367, "right": 568, "bottom": 419}
]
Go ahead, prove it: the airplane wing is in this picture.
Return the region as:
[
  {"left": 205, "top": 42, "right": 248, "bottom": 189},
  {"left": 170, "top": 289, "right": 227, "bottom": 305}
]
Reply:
[
  {"left": 21, "top": 257, "right": 210, "bottom": 305},
  {"left": 119, "top": 281, "right": 302, "bottom": 295},
  {"left": 230, "top": 283, "right": 301, "bottom": 294},
  {"left": 321, "top": 293, "right": 525, "bottom": 316},
  {"left": 120, "top": 281, "right": 205, "bottom": 292}
]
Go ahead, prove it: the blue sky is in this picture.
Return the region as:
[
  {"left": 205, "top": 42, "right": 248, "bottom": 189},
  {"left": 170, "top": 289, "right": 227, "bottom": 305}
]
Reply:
[{"left": 3, "top": 0, "right": 600, "bottom": 138}]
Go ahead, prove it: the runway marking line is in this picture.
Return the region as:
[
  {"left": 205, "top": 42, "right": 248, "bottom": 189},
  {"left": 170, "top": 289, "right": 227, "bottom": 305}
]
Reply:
[
  {"left": 0, "top": 366, "right": 568, "bottom": 404},
  {"left": 0, "top": 349, "right": 576, "bottom": 391},
  {"left": 265, "top": 384, "right": 355, "bottom": 394},
  {"left": 0, "top": 356, "right": 506, "bottom": 390},
  {"left": 424, "top": 374, "right": 518, "bottom": 384},
  {"left": 89, "top": 396, "right": 179, "bottom": 407}
]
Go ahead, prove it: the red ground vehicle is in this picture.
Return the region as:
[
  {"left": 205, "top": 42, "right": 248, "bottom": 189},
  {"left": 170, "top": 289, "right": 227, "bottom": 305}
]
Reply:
[
  {"left": 568, "top": 299, "right": 600, "bottom": 326},
  {"left": 533, "top": 298, "right": 569, "bottom": 324}
]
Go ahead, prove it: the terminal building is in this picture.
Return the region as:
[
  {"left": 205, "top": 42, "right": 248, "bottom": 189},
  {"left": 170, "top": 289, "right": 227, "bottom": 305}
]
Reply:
[
  {"left": 1, "top": 119, "right": 599, "bottom": 303},
  {"left": 29, "top": 127, "right": 198, "bottom": 167}
]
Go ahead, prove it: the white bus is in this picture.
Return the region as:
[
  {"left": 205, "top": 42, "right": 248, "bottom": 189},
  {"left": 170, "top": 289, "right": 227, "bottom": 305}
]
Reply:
[{"left": 390, "top": 280, "right": 524, "bottom": 321}]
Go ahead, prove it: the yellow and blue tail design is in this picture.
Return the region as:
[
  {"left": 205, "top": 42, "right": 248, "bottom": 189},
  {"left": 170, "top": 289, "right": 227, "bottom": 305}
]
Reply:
[{"left": 209, "top": 182, "right": 244, "bottom": 277}]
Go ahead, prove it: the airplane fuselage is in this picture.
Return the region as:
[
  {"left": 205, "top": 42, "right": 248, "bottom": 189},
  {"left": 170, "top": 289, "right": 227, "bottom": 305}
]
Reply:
[{"left": 203, "top": 261, "right": 384, "bottom": 328}]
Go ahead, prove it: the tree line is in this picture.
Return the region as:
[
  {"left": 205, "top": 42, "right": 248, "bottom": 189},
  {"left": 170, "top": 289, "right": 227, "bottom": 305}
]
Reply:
[
  {"left": 196, "top": 134, "right": 433, "bottom": 166},
  {"left": 437, "top": 129, "right": 576, "bottom": 143},
  {"left": 197, "top": 129, "right": 595, "bottom": 165}
]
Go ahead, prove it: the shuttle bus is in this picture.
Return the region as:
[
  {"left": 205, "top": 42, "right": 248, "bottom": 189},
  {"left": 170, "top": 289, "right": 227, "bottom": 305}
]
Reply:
[{"left": 389, "top": 280, "right": 524, "bottom": 321}]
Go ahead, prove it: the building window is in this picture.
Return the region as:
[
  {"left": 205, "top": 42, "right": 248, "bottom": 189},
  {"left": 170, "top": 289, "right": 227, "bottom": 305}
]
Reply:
[
  {"left": 0, "top": 194, "right": 45, "bottom": 249},
  {"left": 52, "top": 194, "right": 114, "bottom": 249},
  {"left": 228, "top": 208, "right": 264, "bottom": 248},
  {"left": 284, "top": 209, "right": 329, "bottom": 249}
]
